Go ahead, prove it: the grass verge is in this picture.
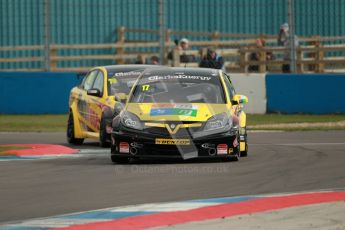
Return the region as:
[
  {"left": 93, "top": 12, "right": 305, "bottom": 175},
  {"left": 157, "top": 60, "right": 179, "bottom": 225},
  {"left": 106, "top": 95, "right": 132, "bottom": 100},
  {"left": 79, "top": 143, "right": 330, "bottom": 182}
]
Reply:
[
  {"left": 0, "top": 146, "right": 28, "bottom": 156},
  {"left": 0, "top": 114, "right": 68, "bottom": 132},
  {"left": 247, "top": 114, "right": 345, "bottom": 125},
  {"left": 1, "top": 114, "right": 345, "bottom": 132},
  {"left": 248, "top": 114, "right": 345, "bottom": 131}
]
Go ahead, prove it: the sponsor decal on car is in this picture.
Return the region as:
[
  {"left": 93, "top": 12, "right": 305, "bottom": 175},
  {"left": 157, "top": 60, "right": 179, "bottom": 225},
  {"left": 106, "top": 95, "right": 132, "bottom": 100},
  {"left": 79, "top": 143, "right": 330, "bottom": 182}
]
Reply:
[
  {"left": 150, "top": 104, "right": 198, "bottom": 117},
  {"left": 155, "top": 138, "right": 191, "bottom": 145},
  {"left": 147, "top": 75, "right": 211, "bottom": 81},
  {"left": 114, "top": 71, "right": 142, "bottom": 77}
]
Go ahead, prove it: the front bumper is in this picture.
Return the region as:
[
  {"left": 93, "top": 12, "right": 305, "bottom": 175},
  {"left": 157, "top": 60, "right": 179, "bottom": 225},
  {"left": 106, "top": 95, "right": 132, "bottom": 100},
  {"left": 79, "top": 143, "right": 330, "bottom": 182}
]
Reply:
[{"left": 111, "top": 129, "right": 239, "bottom": 159}]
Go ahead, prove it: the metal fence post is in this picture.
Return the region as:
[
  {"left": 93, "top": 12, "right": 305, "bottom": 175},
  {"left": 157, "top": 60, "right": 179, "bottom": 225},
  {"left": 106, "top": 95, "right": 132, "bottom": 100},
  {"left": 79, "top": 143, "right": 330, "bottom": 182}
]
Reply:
[
  {"left": 117, "top": 27, "right": 125, "bottom": 64},
  {"left": 288, "top": 0, "right": 297, "bottom": 73},
  {"left": 158, "top": 0, "right": 166, "bottom": 65},
  {"left": 44, "top": 0, "right": 51, "bottom": 71}
]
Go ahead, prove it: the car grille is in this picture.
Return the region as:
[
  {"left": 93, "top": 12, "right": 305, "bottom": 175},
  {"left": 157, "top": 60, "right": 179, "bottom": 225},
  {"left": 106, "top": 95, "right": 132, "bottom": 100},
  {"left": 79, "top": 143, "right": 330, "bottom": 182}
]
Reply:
[
  {"left": 145, "top": 127, "right": 170, "bottom": 136},
  {"left": 144, "top": 123, "right": 203, "bottom": 138},
  {"left": 146, "top": 143, "right": 199, "bottom": 157}
]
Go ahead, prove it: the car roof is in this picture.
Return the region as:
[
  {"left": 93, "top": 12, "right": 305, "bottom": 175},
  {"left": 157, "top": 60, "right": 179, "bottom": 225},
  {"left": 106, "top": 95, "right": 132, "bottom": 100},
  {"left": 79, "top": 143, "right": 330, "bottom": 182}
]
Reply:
[
  {"left": 141, "top": 67, "right": 221, "bottom": 77},
  {"left": 103, "top": 64, "right": 160, "bottom": 72}
]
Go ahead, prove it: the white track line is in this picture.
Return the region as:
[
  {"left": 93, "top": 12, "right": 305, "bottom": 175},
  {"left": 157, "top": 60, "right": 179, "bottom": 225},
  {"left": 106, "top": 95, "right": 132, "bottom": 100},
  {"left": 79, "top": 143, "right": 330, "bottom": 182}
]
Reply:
[{"left": 251, "top": 142, "right": 345, "bottom": 146}]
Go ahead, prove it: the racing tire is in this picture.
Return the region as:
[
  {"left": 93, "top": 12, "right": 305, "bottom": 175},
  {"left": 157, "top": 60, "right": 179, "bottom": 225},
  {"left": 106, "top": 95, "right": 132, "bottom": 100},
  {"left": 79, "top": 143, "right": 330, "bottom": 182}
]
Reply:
[
  {"left": 99, "top": 117, "right": 110, "bottom": 148},
  {"left": 110, "top": 144, "right": 129, "bottom": 164},
  {"left": 111, "top": 155, "right": 130, "bottom": 164},
  {"left": 67, "top": 111, "right": 84, "bottom": 145},
  {"left": 240, "top": 127, "right": 248, "bottom": 157},
  {"left": 228, "top": 148, "right": 240, "bottom": 161},
  {"left": 222, "top": 135, "right": 240, "bottom": 162},
  {"left": 240, "top": 142, "right": 248, "bottom": 157}
]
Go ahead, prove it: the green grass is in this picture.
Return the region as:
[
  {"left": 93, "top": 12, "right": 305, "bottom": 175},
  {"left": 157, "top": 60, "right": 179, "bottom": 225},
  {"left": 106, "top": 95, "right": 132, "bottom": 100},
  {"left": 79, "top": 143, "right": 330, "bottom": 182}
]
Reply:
[
  {"left": 1, "top": 114, "right": 345, "bottom": 132},
  {"left": 0, "top": 114, "right": 68, "bottom": 132},
  {"left": 0, "top": 146, "right": 28, "bottom": 156},
  {"left": 247, "top": 114, "right": 345, "bottom": 126}
]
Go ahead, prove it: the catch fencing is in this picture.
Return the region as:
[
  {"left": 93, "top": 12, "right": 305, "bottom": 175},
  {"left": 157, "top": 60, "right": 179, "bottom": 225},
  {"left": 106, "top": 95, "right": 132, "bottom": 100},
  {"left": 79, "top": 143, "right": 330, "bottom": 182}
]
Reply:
[{"left": 1, "top": 0, "right": 345, "bottom": 72}]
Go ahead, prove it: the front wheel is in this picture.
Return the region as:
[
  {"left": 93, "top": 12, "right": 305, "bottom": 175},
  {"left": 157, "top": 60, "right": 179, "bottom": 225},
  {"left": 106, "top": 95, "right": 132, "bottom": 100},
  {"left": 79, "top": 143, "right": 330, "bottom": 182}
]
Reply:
[
  {"left": 240, "top": 127, "right": 248, "bottom": 157},
  {"left": 240, "top": 142, "right": 248, "bottom": 157},
  {"left": 111, "top": 155, "right": 130, "bottom": 164},
  {"left": 222, "top": 135, "right": 240, "bottom": 162},
  {"left": 67, "top": 111, "right": 84, "bottom": 145},
  {"left": 110, "top": 144, "right": 129, "bottom": 164},
  {"left": 228, "top": 147, "right": 240, "bottom": 161},
  {"left": 99, "top": 117, "right": 110, "bottom": 147}
]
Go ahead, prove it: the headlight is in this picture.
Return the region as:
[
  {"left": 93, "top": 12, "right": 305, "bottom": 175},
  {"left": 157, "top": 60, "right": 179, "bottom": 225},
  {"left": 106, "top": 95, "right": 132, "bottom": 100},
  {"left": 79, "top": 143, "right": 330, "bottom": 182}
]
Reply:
[
  {"left": 204, "top": 113, "right": 232, "bottom": 132},
  {"left": 120, "top": 111, "right": 143, "bottom": 130}
]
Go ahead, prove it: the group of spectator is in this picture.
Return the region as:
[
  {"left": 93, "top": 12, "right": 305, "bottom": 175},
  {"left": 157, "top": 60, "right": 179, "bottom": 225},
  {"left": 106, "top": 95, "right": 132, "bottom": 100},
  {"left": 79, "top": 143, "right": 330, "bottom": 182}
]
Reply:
[
  {"left": 135, "top": 55, "right": 160, "bottom": 65},
  {"left": 134, "top": 22, "right": 298, "bottom": 73},
  {"left": 248, "top": 23, "right": 299, "bottom": 73},
  {"left": 134, "top": 37, "right": 224, "bottom": 70},
  {"left": 166, "top": 38, "right": 224, "bottom": 70}
]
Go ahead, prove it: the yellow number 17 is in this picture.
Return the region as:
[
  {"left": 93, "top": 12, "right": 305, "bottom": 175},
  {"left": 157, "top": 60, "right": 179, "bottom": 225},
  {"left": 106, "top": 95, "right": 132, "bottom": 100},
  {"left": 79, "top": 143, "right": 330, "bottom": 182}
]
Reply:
[{"left": 142, "top": 84, "right": 150, "bottom": 91}]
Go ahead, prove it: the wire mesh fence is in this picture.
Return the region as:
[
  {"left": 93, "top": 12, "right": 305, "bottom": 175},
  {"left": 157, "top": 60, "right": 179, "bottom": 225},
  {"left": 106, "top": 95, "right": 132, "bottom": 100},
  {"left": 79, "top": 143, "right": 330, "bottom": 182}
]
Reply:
[{"left": 0, "top": 0, "right": 344, "bottom": 71}]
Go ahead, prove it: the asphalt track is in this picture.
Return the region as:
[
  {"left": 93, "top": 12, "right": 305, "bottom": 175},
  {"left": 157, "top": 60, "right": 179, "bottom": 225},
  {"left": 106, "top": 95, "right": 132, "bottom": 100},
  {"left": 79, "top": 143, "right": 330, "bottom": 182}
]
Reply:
[{"left": 0, "top": 131, "right": 345, "bottom": 224}]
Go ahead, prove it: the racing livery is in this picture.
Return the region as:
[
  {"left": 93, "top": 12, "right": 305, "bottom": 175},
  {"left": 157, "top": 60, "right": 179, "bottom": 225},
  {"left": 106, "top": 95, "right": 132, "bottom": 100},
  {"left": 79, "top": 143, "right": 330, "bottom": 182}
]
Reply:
[
  {"left": 111, "top": 67, "right": 248, "bottom": 163},
  {"left": 67, "top": 65, "right": 157, "bottom": 147}
]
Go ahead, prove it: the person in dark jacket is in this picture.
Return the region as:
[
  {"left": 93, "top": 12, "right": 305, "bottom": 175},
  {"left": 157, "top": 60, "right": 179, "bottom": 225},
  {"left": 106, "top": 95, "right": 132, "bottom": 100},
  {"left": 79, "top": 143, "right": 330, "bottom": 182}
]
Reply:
[
  {"left": 134, "top": 54, "right": 145, "bottom": 64},
  {"left": 167, "top": 38, "right": 195, "bottom": 63},
  {"left": 150, "top": 55, "right": 159, "bottom": 65},
  {"left": 199, "top": 48, "right": 224, "bottom": 69},
  {"left": 277, "top": 23, "right": 299, "bottom": 73}
]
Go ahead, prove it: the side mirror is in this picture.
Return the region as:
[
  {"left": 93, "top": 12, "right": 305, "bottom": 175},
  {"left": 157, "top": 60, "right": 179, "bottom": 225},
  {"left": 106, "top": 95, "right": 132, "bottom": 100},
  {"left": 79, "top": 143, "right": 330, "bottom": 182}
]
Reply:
[
  {"left": 114, "top": 93, "right": 127, "bottom": 104},
  {"left": 232, "top": 94, "right": 248, "bottom": 105},
  {"left": 87, "top": 88, "right": 102, "bottom": 97},
  {"left": 114, "top": 95, "right": 121, "bottom": 102},
  {"left": 114, "top": 103, "right": 124, "bottom": 116}
]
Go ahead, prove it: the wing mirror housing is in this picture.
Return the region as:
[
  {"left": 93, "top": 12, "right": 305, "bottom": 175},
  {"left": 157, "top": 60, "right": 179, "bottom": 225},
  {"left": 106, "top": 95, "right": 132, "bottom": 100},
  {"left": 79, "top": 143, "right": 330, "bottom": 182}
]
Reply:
[
  {"left": 87, "top": 88, "right": 102, "bottom": 97},
  {"left": 114, "top": 95, "right": 122, "bottom": 102},
  {"left": 114, "top": 93, "right": 127, "bottom": 104},
  {"left": 232, "top": 94, "right": 248, "bottom": 105}
]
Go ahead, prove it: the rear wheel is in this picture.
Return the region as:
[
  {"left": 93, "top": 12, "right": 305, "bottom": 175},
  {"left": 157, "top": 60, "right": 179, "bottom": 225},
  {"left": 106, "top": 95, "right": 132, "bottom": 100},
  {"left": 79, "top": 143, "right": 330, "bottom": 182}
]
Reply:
[
  {"left": 99, "top": 117, "right": 110, "bottom": 147},
  {"left": 67, "top": 111, "right": 84, "bottom": 145}
]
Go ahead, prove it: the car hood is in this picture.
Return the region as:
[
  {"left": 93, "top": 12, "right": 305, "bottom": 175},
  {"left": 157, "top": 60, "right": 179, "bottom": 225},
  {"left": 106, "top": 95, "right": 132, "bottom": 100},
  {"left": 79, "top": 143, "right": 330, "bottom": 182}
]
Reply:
[{"left": 126, "top": 103, "right": 231, "bottom": 122}]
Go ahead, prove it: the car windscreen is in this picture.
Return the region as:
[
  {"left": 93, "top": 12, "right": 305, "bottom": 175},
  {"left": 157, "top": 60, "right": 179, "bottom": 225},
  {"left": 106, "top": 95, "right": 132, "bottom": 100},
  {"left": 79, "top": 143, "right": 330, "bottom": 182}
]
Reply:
[
  {"left": 107, "top": 71, "right": 142, "bottom": 95},
  {"left": 129, "top": 72, "right": 226, "bottom": 104}
]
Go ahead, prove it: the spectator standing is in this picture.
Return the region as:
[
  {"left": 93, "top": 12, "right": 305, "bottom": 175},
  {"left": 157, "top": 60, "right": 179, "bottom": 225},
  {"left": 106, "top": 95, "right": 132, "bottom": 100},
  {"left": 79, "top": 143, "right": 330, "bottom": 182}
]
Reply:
[
  {"left": 167, "top": 39, "right": 180, "bottom": 60},
  {"left": 248, "top": 38, "right": 274, "bottom": 72},
  {"left": 199, "top": 48, "right": 224, "bottom": 70},
  {"left": 278, "top": 23, "right": 289, "bottom": 46},
  {"left": 150, "top": 56, "right": 160, "bottom": 65},
  {"left": 167, "top": 38, "right": 195, "bottom": 64},
  {"left": 135, "top": 54, "right": 145, "bottom": 64},
  {"left": 179, "top": 38, "right": 194, "bottom": 63},
  {"left": 278, "top": 23, "right": 299, "bottom": 73}
]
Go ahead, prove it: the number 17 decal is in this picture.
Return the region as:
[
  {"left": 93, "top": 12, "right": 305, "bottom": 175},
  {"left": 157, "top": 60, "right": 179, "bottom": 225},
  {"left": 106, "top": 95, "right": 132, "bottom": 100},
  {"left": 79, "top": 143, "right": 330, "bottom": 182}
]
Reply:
[{"left": 142, "top": 84, "right": 150, "bottom": 91}]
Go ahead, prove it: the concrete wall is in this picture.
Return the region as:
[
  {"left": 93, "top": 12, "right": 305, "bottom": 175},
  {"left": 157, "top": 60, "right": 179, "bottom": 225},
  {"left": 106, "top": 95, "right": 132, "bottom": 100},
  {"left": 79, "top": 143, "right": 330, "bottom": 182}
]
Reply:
[
  {"left": 230, "top": 73, "right": 267, "bottom": 114},
  {"left": 266, "top": 74, "right": 345, "bottom": 114},
  {"left": 0, "top": 72, "right": 81, "bottom": 114},
  {"left": 1, "top": 72, "right": 345, "bottom": 114}
]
